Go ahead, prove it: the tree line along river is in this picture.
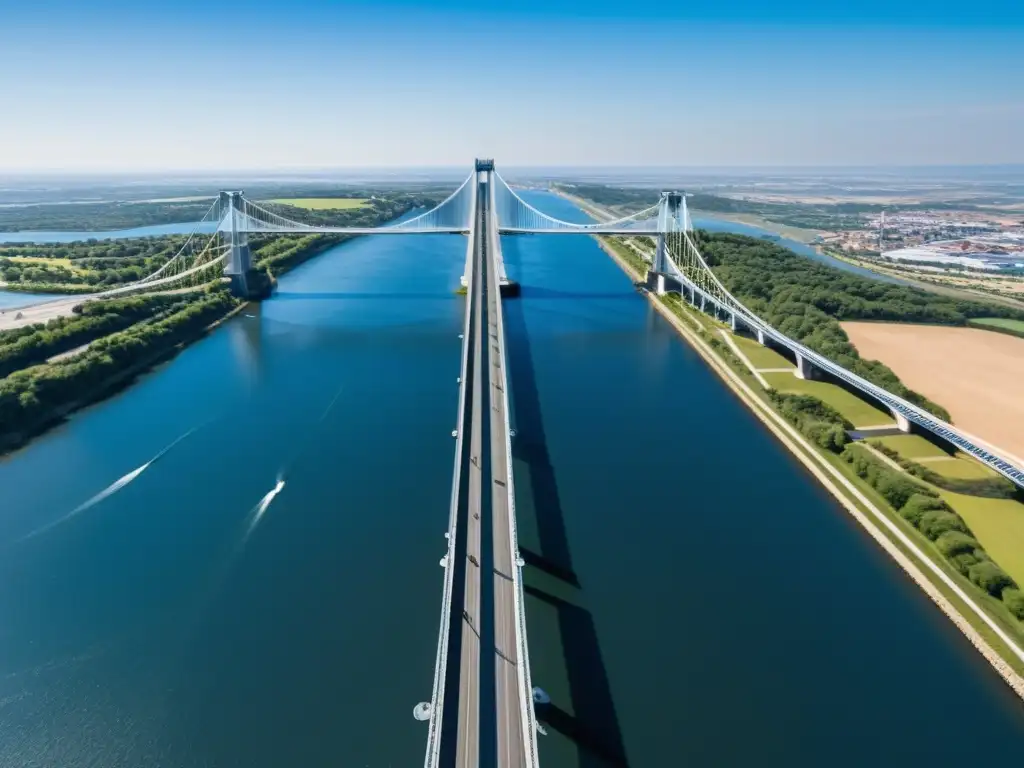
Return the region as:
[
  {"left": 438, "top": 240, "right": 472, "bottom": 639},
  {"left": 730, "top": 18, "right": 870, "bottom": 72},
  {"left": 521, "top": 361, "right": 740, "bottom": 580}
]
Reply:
[{"left": 0, "top": 193, "right": 1019, "bottom": 766}]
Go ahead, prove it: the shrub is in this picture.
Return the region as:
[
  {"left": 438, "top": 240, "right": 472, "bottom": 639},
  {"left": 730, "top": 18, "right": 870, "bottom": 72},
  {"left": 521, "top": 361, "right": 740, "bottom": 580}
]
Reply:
[
  {"left": 919, "top": 510, "right": 971, "bottom": 541},
  {"left": 898, "top": 493, "right": 948, "bottom": 526},
  {"left": 841, "top": 444, "right": 936, "bottom": 510},
  {"left": 805, "top": 421, "right": 848, "bottom": 452},
  {"left": 968, "top": 561, "right": 1016, "bottom": 597},
  {"left": 1002, "top": 589, "right": 1024, "bottom": 620},
  {"left": 949, "top": 551, "right": 983, "bottom": 577},
  {"left": 935, "top": 531, "right": 979, "bottom": 558}
]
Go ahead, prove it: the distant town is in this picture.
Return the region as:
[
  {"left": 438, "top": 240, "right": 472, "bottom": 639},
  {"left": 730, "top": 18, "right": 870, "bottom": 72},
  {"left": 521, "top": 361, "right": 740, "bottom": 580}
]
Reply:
[{"left": 822, "top": 211, "right": 1024, "bottom": 271}]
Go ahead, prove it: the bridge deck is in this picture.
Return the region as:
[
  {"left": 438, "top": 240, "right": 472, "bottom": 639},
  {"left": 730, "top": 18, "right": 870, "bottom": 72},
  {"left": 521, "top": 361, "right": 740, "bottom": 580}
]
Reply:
[
  {"left": 454, "top": 191, "right": 485, "bottom": 767},
  {"left": 486, "top": 210, "right": 529, "bottom": 767}
]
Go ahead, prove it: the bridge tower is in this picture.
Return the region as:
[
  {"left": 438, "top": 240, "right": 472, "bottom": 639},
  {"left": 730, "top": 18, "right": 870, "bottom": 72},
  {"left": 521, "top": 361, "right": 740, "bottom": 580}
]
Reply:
[
  {"left": 649, "top": 192, "right": 685, "bottom": 295},
  {"left": 461, "top": 159, "right": 520, "bottom": 297},
  {"left": 219, "top": 191, "right": 270, "bottom": 299}
]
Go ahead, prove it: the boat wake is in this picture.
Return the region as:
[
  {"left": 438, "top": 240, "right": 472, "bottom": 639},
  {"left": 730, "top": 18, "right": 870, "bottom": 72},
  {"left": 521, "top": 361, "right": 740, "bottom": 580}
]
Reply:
[
  {"left": 242, "top": 476, "right": 286, "bottom": 541},
  {"left": 18, "top": 426, "right": 202, "bottom": 542}
]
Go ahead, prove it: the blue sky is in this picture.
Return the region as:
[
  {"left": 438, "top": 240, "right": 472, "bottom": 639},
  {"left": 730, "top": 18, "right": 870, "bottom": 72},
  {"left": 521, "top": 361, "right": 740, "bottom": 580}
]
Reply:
[{"left": 1, "top": 0, "right": 1021, "bottom": 170}]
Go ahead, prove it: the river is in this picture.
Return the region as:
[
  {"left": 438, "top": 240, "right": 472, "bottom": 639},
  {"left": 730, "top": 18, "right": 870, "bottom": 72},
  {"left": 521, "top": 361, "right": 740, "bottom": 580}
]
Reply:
[{"left": 0, "top": 193, "right": 1020, "bottom": 766}]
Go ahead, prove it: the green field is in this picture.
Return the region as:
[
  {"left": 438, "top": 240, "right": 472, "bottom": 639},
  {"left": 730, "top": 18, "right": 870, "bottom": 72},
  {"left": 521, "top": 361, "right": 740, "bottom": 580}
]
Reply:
[
  {"left": 930, "top": 457, "right": 1000, "bottom": 480},
  {"left": 762, "top": 372, "right": 892, "bottom": 427},
  {"left": 939, "top": 491, "right": 1024, "bottom": 587},
  {"left": 968, "top": 317, "right": 1024, "bottom": 340},
  {"left": 5, "top": 256, "right": 90, "bottom": 274},
  {"left": 269, "top": 198, "right": 369, "bottom": 210},
  {"left": 730, "top": 334, "right": 794, "bottom": 369},
  {"left": 970, "top": 317, "right": 1024, "bottom": 333},
  {"left": 874, "top": 434, "right": 950, "bottom": 460}
]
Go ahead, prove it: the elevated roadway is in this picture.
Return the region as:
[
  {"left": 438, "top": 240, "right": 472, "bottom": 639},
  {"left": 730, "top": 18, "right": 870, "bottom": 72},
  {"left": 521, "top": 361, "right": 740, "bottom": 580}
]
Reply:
[{"left": 426, "top": 169, "right": 539, "bottom": 767}]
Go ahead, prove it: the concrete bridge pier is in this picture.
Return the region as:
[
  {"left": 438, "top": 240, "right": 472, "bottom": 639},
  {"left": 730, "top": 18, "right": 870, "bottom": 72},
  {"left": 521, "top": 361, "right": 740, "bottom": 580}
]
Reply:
[
  {"left": 892, "top": 410, "right": 912, "bottom": 433},
  {"left": 646, "top": 271, "right": 681, "bottom": 296},
  {"left": 795, "top": 352, "right": 820, "bottom": 381},
  {"left": 756, "top": 328, "right": 766, "bottom": 345}
]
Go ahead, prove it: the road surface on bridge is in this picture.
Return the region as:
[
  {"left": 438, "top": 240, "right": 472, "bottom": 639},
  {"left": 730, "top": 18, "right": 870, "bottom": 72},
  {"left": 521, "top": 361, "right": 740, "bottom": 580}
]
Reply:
[
  {"left": 485, "top": 199, "right": 529, "bottom": 768},
  {"left": 455, "top": 191, "right": 484, "bottom": 768}
]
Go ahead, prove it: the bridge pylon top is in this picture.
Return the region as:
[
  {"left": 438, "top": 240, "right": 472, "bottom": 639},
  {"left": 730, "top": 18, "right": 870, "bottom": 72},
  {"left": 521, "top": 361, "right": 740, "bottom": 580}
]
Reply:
[
  {"left": 475, "top": 158, "right": 495, "bottom": 172},
  {"left": 662, "top": 191, "right": 684, "bottom": 211}
]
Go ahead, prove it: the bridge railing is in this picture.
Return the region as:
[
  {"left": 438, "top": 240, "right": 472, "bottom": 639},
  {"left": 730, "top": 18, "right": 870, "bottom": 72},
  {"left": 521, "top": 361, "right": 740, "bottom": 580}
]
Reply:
[{"left": 487, "top": 183, "right": 541, "bottom": 768}]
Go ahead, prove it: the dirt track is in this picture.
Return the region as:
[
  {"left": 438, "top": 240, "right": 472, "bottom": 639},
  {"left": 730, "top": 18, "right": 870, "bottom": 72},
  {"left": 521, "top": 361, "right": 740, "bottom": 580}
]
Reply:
[{"left": 843, "top": 322, "right": 1024, "bottom": 461}]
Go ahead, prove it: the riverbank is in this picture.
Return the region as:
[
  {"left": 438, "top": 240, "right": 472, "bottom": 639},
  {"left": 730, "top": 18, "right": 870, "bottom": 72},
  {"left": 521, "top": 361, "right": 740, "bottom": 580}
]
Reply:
[
  {"left": 0, "top": 291, "right": 244, "bottom": 456},
  {"left": 0, "top": 227, "right": 369, "bottom": 454},
  {"left": 595, "top": 234, "right": 1024, "bottom": 700}
]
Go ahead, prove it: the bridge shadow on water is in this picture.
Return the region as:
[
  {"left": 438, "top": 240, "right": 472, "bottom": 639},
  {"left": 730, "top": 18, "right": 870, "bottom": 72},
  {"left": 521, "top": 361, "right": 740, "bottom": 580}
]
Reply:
[{"left": 504, "top": 298, "right": 630, "bottom": 768}]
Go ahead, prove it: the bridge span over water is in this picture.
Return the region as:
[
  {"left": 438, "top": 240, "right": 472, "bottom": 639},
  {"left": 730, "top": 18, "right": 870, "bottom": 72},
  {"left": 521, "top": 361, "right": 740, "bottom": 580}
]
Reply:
[
  {"left": 6, "top": 160, "right": 1024, "bottom": 761},
  {"left": 23, "top": 158, "right": 1017, "bottom": 494}
]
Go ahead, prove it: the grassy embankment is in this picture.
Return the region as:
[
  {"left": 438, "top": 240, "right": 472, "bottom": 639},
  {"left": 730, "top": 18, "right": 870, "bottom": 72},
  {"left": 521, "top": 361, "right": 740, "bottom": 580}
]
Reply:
[{"left": 598, "top": 233, "right": 1024, "bottom": 690}]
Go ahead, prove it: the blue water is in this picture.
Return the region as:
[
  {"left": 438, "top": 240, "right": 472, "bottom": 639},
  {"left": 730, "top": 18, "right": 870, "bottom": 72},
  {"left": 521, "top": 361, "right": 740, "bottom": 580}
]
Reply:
[
  {"left": 505, "top": 192, "right": 1024, "bottom": 765},
  {"left": 0, "top": 193, "right": 1018, "bottom": 766},
  {"left": 0, "top": 290, "right": 62, "bottom": 309}
]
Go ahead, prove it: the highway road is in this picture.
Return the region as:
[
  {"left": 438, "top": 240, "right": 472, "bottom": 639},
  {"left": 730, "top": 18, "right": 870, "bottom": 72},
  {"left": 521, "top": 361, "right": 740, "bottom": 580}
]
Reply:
[
  {"left": 436, "top": 174, "right": 535, "bottom": 767},
  {"left": 455, "top": 186, "right": 485, "bottom": 767},
  {"left": 485, "top": 194, "right": 529, "bottom": 768}
]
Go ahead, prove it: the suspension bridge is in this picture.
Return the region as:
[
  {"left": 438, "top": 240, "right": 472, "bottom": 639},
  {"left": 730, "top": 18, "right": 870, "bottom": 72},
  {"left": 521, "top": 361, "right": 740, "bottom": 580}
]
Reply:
[{"left": 3, "top": 159, "right": 1023, "bottom": 766}]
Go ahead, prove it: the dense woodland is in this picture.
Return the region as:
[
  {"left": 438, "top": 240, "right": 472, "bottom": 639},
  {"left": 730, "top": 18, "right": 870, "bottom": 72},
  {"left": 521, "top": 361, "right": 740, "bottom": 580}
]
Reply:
[
  {"left": 0, "top": 294, "right": 192, "bottom": 378},
  {"left": 696, "top": 232, "right": 1024, "bottom": 421},
  {"left": 0, "top": 237, "right": 186, "bottom": 288}
]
